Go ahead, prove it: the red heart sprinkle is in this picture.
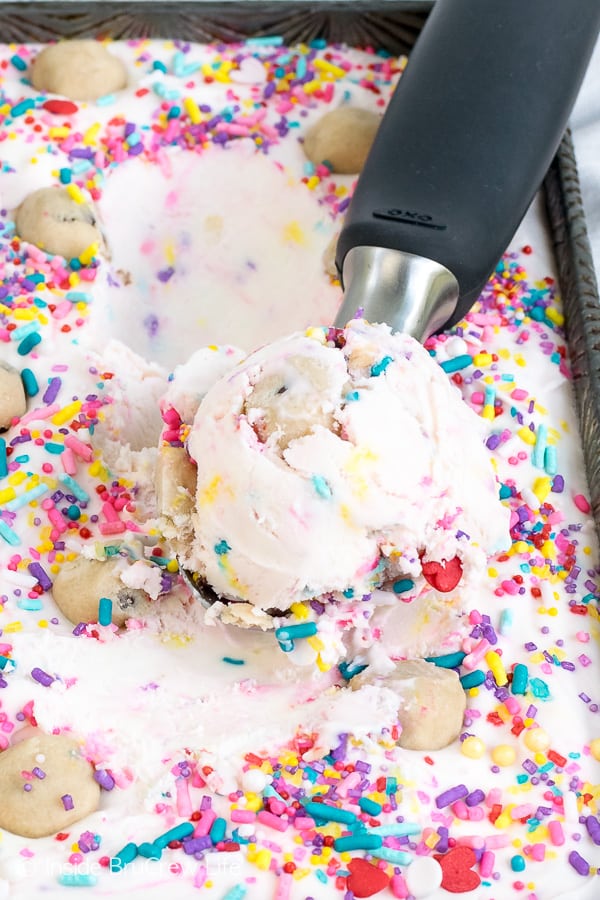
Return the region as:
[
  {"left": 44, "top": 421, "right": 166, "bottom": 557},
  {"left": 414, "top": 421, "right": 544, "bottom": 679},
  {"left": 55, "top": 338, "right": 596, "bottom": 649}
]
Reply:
[
  {"left": 434, "top": 845, "right": 481, "bottom": 893},
  {"left": 42, "top": 99, "right": 79, "bottom": 115},
  {"left": 346, "top": 858, "right": 390, "bottom": 898},
  {"left": 421, "top": 554, "right": 463, "bottom": 592}
]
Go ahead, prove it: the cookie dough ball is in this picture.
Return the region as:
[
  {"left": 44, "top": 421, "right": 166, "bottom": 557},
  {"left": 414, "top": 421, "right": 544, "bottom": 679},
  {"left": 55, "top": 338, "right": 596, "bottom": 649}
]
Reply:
[
  {"left": 352, "top": 659, "right": 466, "bottom": 750},
  {"left": 243, "top": 354, "right": 343, "bottom": 451},
  {"left": 15, "top": 187, "right": 101, "bottom": 259},
  {"left": 303, "top": 107, "right": 381, "bottom": 174},
  {"left": 52, "top": 557, "right": 151, "bottom": 627},
  {"left": 31, "top": 40, "right": 127, "bottom": 102},
  {"left": 0, "top": 733, "right": 100, "bottom": 838},
  {"left": 0, "top": 363, "right": 26, "bottom": 430},
  {"left": 157, "top": 445, "right": 197, "bottom": 525}
]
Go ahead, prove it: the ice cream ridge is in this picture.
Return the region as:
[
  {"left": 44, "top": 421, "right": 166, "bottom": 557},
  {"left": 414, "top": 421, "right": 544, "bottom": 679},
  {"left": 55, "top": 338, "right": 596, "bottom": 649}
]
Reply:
[{"left": 0, "top": 34, "right": 597, "bottom": 900}]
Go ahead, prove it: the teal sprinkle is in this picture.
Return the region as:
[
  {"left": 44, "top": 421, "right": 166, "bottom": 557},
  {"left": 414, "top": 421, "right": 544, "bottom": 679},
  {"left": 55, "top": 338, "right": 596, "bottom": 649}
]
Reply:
[
  {"left": 371, "top": 822, "right": 423, "bottom": 837},
  {"left": 277, "top": 639, "right": 294, "bottom": 653},
  {"left": 0, "top": 520, "right": 20, "bottom": 546},
  {"left": 10, "top": 99, "right": 35, "bottom": 117},
  {"left": 44, "top": 442, "right": 64, "bottom": 455},
  {"left": 154, "top": 821, "right": 194, "bottom": 849},
  {"left": 59, "top": 167, "right": 72, "bottom": 184},
  {"left": 14, "top": 455, "right": 29, "bottom": 464},
  {"left": 392, "top": 578, "right": 414, "bottom": 594},
  {"left": 152, "top": 60, "right": 168, "bottom": 73},
  {"left": 168, "top": 105, "right": 181, "bottom": 119},
  {"left": 440, "top": 354, "right": 472, "bottom": 373},
  {"left": 17, "top": 332, "right": 42, "bottom": 356},
  {"left": 315, "top": 869, "right": 328, "bottom": 884},
  {"left": 344, "top": 390, "right": 360, "bottom": 402},
  {"left": 301, "top": 767, "right": 319, "bottom": 784},
  {"left": 12, "top": 321, "right": 41, "bottom": 341},
  {"left": 209, "top": 817, "right": 227, "bottom": 843},
  {"left": 66, "top": 505, "right": 80, "bottom": 520},
  {"left": 499, "top": 608, "right": 514, "bottom": 634},
  {"left": 222, "top": 656, "right": 245, "bottom": 666},
  {"left": 359, "top": 796, "right": 382, "bottom": 815},
  {"left": 17, "top": 597, "right": 43, "bottom": 611},
  {"left": 309, "top": 38, "right": 327, "bottom": 48},
  {"left": 334, "top": 833, "right": 383, "bottom": 852},
  {"left": 311, "top": 475, "right": 331, "bottom": 498},
  {"left": 246, "top": 35, "right": 284, "bottom": 45},
  {"left": 516, "top": 774, "right": 528, "bottom": 784},
  {"left": 5, "top": 483, "right": 48, "bottom": 511},
  {"left": 484, "top": 385, "right": 496, "bottom": 406},
  {"left": 66, "top": 291, "right": 92, "bottom": 304},
  {"left": 544, "top": 444, "right": 557, "bottom": 476},
  {"left": 275, "top": 622, "right": 317, "bottom": 641},
  {"left": 10, "top": 54, "right": 27, "bottom": 71},
  {"left": 59, "top": 474, "right": 90, "bottom": 503},
  {"left": 511, "top": 855, "right": 526, "bottom": 872},
  {"left": 98, "top": 597, "right": 113, "bottom": 627},
  {"left": 370, "top": 846, "right": 413, "bottom": 865},
  {"left": 511, "top": 664, "right": 528, "bottom": 695},
  {"left": 425, "top": 651, "right": 466, "bottom": 669},
  {"left": 221, "top": 885, "right": 247, "bottom": 900},
  {"left": 0, "top": 656, "right": 15, "bottom": 671},
  {"left": 72, "top": 160, "right": 92, "bottom": 175},
  {"left": 58, "top": 873, "right": 98, "bottom": 887},
  {"left": 532, "top": 424, "right": 547, "bottom": 469},
  {"left": 110, "top": 841, "right": 138, "bottom": 872},
  {"left": 538, "top": 761, "right": 554, "bottom": 774},
  {"left": 96, "top": 93, "right": 116, "bottom": 106},
  {"left": 550, "top": 351, "right": 561, "bottom": 364},
  {"left": 303, "top": 801, "right": 357, "bottom": 825},
  {"left": 370, "top": 355, "right": 393, "bottom": 376},
  {"left": 127, "top": 131, "right": 141, "bottom": 146},
  {"left": 264, "top": 784, "right": 287, "bottom": 803},
  {"left": 0, "top": 438, "right": 7, "bottom": 479},
  {"left": 342, "top": 588, "right": 354, "bottom": 598},
  {"left": 137, "top": 842, "right": 162, "bottom": 859},
  {"left": 529, "top": 677, "right": 550, "bottom": 699},
  {"left": 295, "top": 55, "right": 307, "bottom": 79},
  {"left": 460, "top": 670, "right": 486, "bottom": 689},
  {"left": 214, "top": 539, "right": 231, "bottom": 556},
  {"left": 303, "top": 160, "right": 315, "bottom": 175},
  {"left": 338, "top": 660, "right": 368, "bottom": 681},
  {"left": 385, "top": 777, "right": 397, "bottom": 794},
  {"left": 501, "top": 373, "right": 514, "bottom": 382},
  {"left": 70, "top": 259, "right": 82, "bottom": 271}
]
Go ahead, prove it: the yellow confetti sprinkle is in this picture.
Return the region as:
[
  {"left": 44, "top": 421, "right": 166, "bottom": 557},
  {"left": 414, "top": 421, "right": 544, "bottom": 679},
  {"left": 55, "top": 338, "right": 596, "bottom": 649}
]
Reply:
[
  {"left": 486, "top": 650, "right": 508, "bottom": 686},
  {"left": 183, "top": 97, "right": 202, "bottom": 124},
  {"left": 517, "top": 426, "right": 537, "bottom": 445},
  {"left": 52, "top": 401, "right": 82, "bottom": 426}
]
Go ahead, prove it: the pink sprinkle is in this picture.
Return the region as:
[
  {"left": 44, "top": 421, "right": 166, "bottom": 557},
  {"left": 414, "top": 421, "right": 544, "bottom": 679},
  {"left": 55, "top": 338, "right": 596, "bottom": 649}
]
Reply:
[
  {"left": 573, "top": 493, "right": 590, "bottom": 513},
  {"left": 193, "top": 808, "right": 216, "bottom": 837},
  {"left": 511, "top": 804, "right": 534, "bottom": 820},
  {"left": 480, "top": 850, "right": 495, "bottom": 877},
  {"left": 293, "top": 816, "right": 316, "bottom": 831},
  {"left": 64, "top": 435, "right": 93, "bottom": 461},
  {"left": 52, "top": 301, "right": 73, "bottom": 320},
  {"left": 60, "top": 448, "right": 77, "bottom": 475},
  {"left": 511, "top": 388, "right": 529, "bottom": 401},
  {"left": 274, "top": 872, "right": 293, "bottom": 900},
  {"left": 98, "top": 521, "right": 126, "bottom": 535},
  {"left": 548, "top": 820, "right": 564, "bottom": 846},
  {"left": 483, "top": 834, "right": 510, "bottom": 849},
  {"left": 175, "top": 776, "right": 192, "bottom": 817},
  {"left": 391, "top": 873, "right": 409, "bottom": 898},
  {"left": 576, "top": 632, "right": 590, "bottom": 644},
  {"left": 530, "top": 843, "right": 546, "bottom": 861},
  {"left": 462, "top": 638, "right": 491, "bottom": 670},
  {"left": 230, "top": 809, "right": 256, "bottom": 824},
  {"left": 194, "top": 864, "right": 207, "bottom": 888},
  {"left": 257, "top": 810, "right": 289, "bottom": 832}
]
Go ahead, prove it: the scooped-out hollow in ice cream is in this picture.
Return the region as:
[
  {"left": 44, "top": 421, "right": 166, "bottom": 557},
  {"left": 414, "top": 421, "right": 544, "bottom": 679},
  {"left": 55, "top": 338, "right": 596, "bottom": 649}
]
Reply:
[{"left": 158, "top": 319, "right": 510, "bottom": 656}]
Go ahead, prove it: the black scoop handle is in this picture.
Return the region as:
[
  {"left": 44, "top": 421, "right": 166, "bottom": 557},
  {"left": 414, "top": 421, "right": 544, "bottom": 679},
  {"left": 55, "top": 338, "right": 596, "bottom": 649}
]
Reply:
[{"left": 336, "top": 0, "right": 600, "bottom": 331}]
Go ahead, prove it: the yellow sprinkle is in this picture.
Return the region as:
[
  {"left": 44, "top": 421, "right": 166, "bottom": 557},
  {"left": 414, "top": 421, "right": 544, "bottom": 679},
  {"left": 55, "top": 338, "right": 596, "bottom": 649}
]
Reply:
[
  {"left": 51, "top": 401, "right": 82, "bottom": 426},
  {"left": 4, "top": 621, "right": 22, "bottom": 633},
  {"left": 533, "top": 476, "right": 552, "bottom": 503},
  {"left": 183, "top": 96, "right": 202, "bottom": 124},
  {"left": 307, "top": 635, "right": 325, "bottom": 654},
  {"left": 8, "top": 471, "right": 27, "bottom": 486},
  {"left": 473, "top": 352, "right": 493, "bottom": 367},
  {"left": 305, "top": 175, "right": 319, "bottom": 190},
  {"left": 486, "top": 650, "right": 508, "bottom": 686},
  {"left": 166, "top": 559, "right": 179, "bottom": 573},
  {"left": 37, "top": 620, "right": 49, "bottom": 628},
  {"left": 517, "top": 426, "right": 537, "bottom": 446},
  {"left": 254, "top": 849, "right": 272, "bottom": 870},
  {"left": 66, "top": 183, "right": 85, "bottom": 204},
  {"left": 283, "top": 221, "right": 306, "bottom": 245},
  {"left": 290, "top": 602, "right": 309, "bottom": 620},
  {"left": 315, "top": 654, "right": 331, "bottom": 673},
  {"left": 545, "top": 307, "right": 564, "bottom": 327},
  {"left": 83, "top": 123, "right": 101, "bottom": 145},
  {"left": 198, "top": 475, "right": 223, "bottom": 506},
  {"left": 0, "top": 487, "right": 16, "bottom": 504},
  {"left": 69, "top": 272, "right": 81, "bottom": 287},
  {"left": 482, "top": 404, "right": 495, "bottom": 420},
  {"left": 48, "top": 126, "right": 71, "bottom": 139},
  {"left": 79, "top": 243, "right": 98, "bottom": 265},
  {"left": 313, "top": 58, "right": 346, "bottom": 78}
]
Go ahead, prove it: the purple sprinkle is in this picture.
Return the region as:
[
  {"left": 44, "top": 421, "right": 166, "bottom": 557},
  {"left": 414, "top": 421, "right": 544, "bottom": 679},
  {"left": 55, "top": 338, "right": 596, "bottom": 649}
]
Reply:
[
  {"left": 568, "top": 850, "right": 590, "bottom": 876},
  {"left": 465, "top": 789, "right": 485, "bottom": 807},
  {"left": 27, "top": 561, "right": 52, "bottom": 592},
  {"left": 93, "top": 769, "right": 115, "bottom": 791},
  {"left": 72, "top": 622, "right": 87, "bottom": 636},
  {"left": 31, "top": 667, "right": 54, "bottom": 687},
  {"left": 183, "top": 836, "right": 213, "bottom": 854},
  {"left": 435, "top": 784, "right": 468, "bottom": 809},
  {"left": 522, "top": 758, "right": 538, "bottom": 775},
  {"left": 32, "top": 767, "right": 45, "bottom": 779},
  {"left": 551, "top": 474, "right": 564, "bottom": 493},
  {"left": 42, "top": 377, "right": 62, "bottom": 405},
  {"left": 61, "top": 794, "right": 74, "bottom": 811},
  {"left": 23, "top": 783, "right": 32, "bottom": 792}
]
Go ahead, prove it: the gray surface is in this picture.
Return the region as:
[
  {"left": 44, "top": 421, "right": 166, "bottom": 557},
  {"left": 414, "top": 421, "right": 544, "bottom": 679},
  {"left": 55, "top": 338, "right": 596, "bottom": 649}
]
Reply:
[{"left": 572, "top": 36, "right": 600, "bottom": 276}]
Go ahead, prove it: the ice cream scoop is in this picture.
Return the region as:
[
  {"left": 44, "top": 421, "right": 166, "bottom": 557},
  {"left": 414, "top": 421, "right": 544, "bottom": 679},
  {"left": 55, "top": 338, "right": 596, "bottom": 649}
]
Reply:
[
  {"left": 175, "top": 0, "right": 600, "bottom": 621},
  {"left": 334, "top": 0, "right": 600, "bottom": 339}
]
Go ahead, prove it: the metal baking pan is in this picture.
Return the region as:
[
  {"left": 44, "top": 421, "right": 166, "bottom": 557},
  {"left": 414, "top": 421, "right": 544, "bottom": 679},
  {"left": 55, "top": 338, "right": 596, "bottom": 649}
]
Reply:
[{"left": 3, "top": 0, "right": 599, "bottom": 531}]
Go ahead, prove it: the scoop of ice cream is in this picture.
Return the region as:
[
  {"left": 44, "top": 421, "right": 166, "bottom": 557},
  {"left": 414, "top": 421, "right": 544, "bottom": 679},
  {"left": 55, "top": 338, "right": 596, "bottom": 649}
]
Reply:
[{"left": 166, "top": 320, "right": 509, "bottom": 629}]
